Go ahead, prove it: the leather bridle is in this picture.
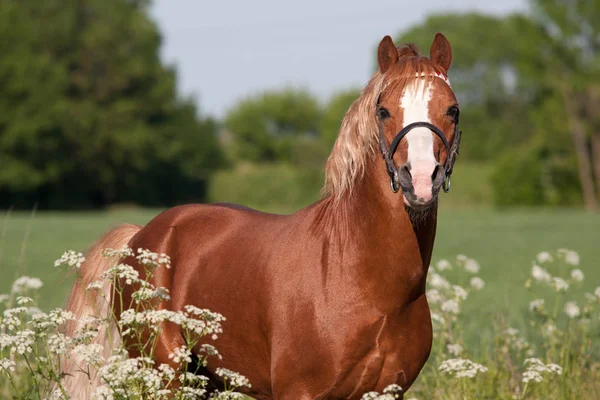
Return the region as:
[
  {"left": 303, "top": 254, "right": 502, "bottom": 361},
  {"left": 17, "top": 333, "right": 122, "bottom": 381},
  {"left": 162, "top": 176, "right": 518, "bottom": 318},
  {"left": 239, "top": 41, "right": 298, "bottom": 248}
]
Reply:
[{"left": 376, "top": 95, "right": 462, "bottom": 194}]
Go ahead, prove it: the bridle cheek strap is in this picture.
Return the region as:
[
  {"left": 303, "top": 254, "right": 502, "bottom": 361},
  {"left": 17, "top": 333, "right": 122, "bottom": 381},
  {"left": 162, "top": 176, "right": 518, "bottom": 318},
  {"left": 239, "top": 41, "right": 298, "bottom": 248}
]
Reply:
[{"left": 377, "top": 117, "right": 462, "bottom": 193}]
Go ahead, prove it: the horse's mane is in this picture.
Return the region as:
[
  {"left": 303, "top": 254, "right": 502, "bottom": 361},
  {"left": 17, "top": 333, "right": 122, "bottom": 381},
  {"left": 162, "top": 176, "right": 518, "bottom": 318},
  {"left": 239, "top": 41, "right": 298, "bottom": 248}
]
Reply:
[{"left": 322, "top": 43, "right": 447, "bottom": 200}]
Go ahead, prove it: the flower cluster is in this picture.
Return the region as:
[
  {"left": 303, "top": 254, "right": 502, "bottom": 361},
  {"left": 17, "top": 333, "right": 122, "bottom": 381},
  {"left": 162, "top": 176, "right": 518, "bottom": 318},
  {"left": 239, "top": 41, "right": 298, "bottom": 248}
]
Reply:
[{"left": 438, "top": 358, "right": 488, "bottom": 378}]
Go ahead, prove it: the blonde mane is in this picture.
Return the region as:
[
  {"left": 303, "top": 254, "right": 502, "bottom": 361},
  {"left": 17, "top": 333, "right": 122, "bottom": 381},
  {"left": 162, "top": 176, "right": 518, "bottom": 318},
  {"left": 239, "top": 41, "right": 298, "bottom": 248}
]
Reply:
[{"left": 322, "top": 44, "right": 448, "bottom": 200}]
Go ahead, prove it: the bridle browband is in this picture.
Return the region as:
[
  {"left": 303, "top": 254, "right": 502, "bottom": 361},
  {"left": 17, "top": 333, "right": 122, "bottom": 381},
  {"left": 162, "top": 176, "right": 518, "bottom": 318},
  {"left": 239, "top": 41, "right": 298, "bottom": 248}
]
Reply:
[{"left": 376, "top": 90, "right": 462, "bottom": 194}]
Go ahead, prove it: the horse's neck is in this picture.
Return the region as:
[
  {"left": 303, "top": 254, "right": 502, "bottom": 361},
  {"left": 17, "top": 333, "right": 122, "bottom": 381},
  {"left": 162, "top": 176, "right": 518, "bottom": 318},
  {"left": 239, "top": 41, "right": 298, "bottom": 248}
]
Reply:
[{"left": 320, "top": 160, "right": 438, "bottom": 305}]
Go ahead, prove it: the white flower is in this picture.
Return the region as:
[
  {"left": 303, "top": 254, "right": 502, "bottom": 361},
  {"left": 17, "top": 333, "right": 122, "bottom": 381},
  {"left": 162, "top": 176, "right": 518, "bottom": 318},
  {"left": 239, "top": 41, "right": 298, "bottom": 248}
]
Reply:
[
  {"left": 16, "top": 296, "right": 33, "bottom": 305},
  {"left": 551, "top": 277, "right": 569, "bottom": 292},
  {"left": 456, "top": 254, "right": 468, "bottom": 262},
  {"left": 439, "top": 358, "right": 488, "bottom": 378},
  {"left": 470, "top": 277, "right": 485, "bottom": 290},
  {"left": 0, "top": 294, "right": 9, "bottom": 304},
  {"left": 463, "top": 258, "right": 480, "bottom": 274},
  {"left": 564, "top": 250, "right": 580, "bottom": 266},
  {"left": 536, "top": 251, "right": 553, "bottom": 263},
  {"left": 168, "top": 345, "right": 192, "bottom": 364},
  {"left": 441, "top": 299, "right": 460, "bottom": 315},
  {"left": 453, "top": 285, "right": 468, "bottom": 300},
  {"left": 529, "top": 299, "right": 545, "bottom": 313},
  {"left": 136, "top": 248, "right": 171, "bottom": 269},
  {"left": 426, "top": 289, "right": 441, "bottom": 304},
  {"left": 86, "top": 281, "right": 105, "bottom": 291},
  {"left": 215, "top": 367, "right": 251, "bottom": 389},
  {"left": 564, "top": 301, "right": 580, "bottom": 319},
  {"left": 101, "top": 245, "right": 134, "bottom": 258},
  {"left": 0, "top": 358, "right": 16, "bottom": 373},
  {"left": 570, "top": 269, "right": 584, "bottom": 282},
  {"left": 531, "top": 265, "right": 551, "bottom": 282},
  {"left": 447, "top": 343, "right": 463, "bottom": 356},
  {"left": 436, "top": 259, "right": 452, "bottom": 271},
  {"left": 522, "top": 358, "right": 562, "bottom": 383},
  {"left": 54, "top": 250, "right": 85, "bottom": 269},
  {"left": 430, "top": 312, "right": 445, "bottom": 325},
  {"left": 11, "top": 276, "right": 43, "bottom": 294},
  {"left": 429, "top": 272, "right": 450, "bottom": 289}
]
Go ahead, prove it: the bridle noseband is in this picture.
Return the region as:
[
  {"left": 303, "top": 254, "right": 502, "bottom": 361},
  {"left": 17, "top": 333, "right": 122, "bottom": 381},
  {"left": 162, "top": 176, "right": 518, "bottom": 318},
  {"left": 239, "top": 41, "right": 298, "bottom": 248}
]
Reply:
[{"left": 376, "top": 94, "right": 462, "bottom": 194}]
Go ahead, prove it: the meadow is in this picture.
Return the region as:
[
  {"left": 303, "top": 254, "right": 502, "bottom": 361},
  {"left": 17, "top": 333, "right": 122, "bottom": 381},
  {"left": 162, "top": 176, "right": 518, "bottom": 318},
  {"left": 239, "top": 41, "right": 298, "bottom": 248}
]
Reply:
[
  {"left": 1, "top": 190, "right": 600, "bottom": 398},
  {"left": 1, "top": 206, "right": 598, "bottom": 341}
]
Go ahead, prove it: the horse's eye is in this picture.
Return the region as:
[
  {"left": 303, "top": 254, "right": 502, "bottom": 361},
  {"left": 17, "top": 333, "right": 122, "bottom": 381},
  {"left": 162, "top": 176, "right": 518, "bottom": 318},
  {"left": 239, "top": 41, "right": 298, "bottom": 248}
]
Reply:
[
  {"left": 447, "top": 105, "right": 460, "bottom": 123},
  {"left": 377, "top": 107, "right": 390, "bottom": 120}
]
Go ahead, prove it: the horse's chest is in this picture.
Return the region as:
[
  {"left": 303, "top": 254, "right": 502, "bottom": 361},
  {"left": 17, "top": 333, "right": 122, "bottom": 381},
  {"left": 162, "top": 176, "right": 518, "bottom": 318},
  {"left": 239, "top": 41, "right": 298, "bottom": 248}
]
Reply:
[{"left": 329, "top": 305, "right": 432, "bottom": 398}]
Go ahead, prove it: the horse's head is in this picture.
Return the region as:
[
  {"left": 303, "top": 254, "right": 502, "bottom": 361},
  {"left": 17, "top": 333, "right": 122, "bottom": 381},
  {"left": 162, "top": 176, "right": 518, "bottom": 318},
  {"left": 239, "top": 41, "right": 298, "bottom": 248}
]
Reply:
[{"left": 375, "top": 33, "right": 461, "bottom": 211}]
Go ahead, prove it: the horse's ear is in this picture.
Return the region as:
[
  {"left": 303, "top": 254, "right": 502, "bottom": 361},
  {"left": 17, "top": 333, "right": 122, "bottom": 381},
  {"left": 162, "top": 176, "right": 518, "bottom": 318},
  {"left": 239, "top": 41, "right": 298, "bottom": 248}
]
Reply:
[
  {"left": 429, "top": 33, "right": 452, "bottom": 72},
  {"left": 377, "top": 35, "right": 399, "bottom": 74}
]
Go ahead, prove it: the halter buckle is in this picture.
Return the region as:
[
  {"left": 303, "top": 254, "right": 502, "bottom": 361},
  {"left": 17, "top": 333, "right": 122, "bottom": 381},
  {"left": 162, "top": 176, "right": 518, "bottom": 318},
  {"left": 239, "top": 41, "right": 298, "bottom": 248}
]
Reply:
[
  {"left": 390, "top": 178, "right": 399, "bottom": 193},
  {"left": 442, "top": 175, "right": 451, "bottom": 193}
]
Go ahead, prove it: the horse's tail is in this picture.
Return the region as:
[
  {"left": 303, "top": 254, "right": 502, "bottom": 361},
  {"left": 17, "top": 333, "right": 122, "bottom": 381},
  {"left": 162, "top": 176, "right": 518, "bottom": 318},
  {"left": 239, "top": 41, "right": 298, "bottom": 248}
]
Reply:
[{"left": 61, "top": 223, "right": 142, "bottom": 399}]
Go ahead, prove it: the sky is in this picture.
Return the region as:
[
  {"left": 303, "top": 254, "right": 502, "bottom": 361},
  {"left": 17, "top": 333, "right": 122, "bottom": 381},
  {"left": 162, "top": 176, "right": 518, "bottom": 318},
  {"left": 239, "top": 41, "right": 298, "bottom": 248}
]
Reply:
[{"left": 149, "top": 0, "right": 527, "bottom": 119}]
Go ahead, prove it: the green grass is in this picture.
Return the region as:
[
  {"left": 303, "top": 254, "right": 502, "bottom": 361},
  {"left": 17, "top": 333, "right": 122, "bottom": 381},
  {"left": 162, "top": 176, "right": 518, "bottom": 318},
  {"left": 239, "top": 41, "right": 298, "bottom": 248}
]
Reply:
[{"left": 1, "top": 206, "right": 599, "bottom": 347}]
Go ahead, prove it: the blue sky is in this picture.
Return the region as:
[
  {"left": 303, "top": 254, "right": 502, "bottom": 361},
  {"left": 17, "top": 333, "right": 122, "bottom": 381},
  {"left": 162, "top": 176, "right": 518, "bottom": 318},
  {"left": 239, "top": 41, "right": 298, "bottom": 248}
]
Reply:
[{"left": 149, "top": 0, "right": 527, "bottom": 118}]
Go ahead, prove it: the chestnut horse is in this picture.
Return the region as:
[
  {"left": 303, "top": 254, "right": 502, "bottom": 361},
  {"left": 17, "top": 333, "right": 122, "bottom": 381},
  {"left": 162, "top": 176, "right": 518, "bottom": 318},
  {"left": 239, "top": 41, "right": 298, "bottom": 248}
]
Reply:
[{"left": 64, "top": 33, "right": 461, "bottom": 399}]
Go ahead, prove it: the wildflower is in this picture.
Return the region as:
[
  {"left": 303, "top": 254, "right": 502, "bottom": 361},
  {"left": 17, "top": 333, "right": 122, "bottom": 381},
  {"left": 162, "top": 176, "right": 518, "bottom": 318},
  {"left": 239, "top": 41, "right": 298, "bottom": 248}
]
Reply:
[
  {"left": 169, "top": 345, "right": 193, "bottom": 364},
  {"left": 54, "top": 250, "right": 85, "bottom": 269},
  {"left": 0, "top": 358, "right": 16, "bottom": 373},
  {"left": 463, "top": 259, "right": 480, "bottom": 274},
  {"left": 86, "top": 281, "right": 105, "bottom": 291},
  {"left": 564, "top": 301, "right": 580, "bottom": 319},
  {"left": 429, "top": 272, "right": 450, "bottom": 289},
  {"left": 560, "top": 249, "right": 580, "bottom": 266},
  {"left": 529, "top": 299, "right": 545, "bottom": 313},
  {"left": 16, "top": 296, "right": 33, "bottom": 305},
  {"left": 456, "top": 254, "right": 468, "bottom": 262},
  {"left": 137, "top": 248, "right": 171, "bottom": 269},
  {"left": 430, "top": 312, "right": 445, "bottom": 325},
  {"left": 595, "top": 287, "right": 600, "bottom": 299},
  {"left": 215, "top": 367, "right": 251, "bottom": 389},
  {"left": 101, "top": 245, "right": 135, "bottom": 258},
  {"left": 570, "top": 269, "right": 584, "bottom": 282},
  {"left": 11, "top": 276, "right": 43, "bottom": 294},
  {"left": 453, "top": 285, "right": 468, "bottom": 300},
  {"left": 441, "top": 299, "right": 460, "bottom": 315},
  {"left": 439, "top": 358, "right": 488, "bottom": 378},
  {"left": 536, "top": 251, "right": 553, "bottom": 263},
  {"left": 426, "top": 289, "right": 441, "bottom": 304},
  {"left": 73, "top": 343, "right": 104, "bottom": 366},
  {"left": 522, "top": 358, "right": 562, "bottom": 383},
  {"left": 436, "top": 259, "right": 452, "bottom": 271},
  {"left": 470, "top": 277, "right": 485, "bottom": 290},
  {"left": 447, "top": 343, "right": 463, "bottom": 356},
  {"left": 531, "top": 265, "right": 551, "bottom": 282},
  {"left": 551, "top": 277, "right": 569, "bottom": 292},
  {"left": 0, "top": 294, "right": 9, "bottom": 304}
]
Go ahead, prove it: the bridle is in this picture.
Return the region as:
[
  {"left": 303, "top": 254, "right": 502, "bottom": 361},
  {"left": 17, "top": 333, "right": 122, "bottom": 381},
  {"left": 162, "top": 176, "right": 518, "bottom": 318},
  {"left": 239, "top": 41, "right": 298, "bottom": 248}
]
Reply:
[{"left": 375, "top": 79, "right": 462, "bottom": 194}]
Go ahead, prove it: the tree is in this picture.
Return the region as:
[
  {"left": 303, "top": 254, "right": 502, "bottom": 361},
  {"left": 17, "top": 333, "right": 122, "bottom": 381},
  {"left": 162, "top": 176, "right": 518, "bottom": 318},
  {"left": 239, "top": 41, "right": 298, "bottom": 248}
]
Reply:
[
  {"left": 224, "top": 88, "right": 322, "bottom": 163},
  {"left": 0, "top": 0, "right": 224, "bottom": 209},
  {"left": 528, "top": 0, "right": 600, "bottom": 209},
  {"left": 392, "top": 12, "right": 588, "bottom": 207}
]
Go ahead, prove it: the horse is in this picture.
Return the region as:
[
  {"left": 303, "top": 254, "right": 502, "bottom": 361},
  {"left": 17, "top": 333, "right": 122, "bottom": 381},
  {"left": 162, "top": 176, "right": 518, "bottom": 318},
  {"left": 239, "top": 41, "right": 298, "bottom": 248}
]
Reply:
[{"left": 62, "top": 32, "right": 462, "bottom": 399}]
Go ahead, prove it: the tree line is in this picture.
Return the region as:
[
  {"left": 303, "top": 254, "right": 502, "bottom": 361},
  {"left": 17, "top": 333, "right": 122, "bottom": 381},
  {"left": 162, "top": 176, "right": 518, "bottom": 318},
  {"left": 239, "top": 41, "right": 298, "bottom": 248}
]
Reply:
[{"left": 1, "top": 0, "right": 598, "bottom": 210}]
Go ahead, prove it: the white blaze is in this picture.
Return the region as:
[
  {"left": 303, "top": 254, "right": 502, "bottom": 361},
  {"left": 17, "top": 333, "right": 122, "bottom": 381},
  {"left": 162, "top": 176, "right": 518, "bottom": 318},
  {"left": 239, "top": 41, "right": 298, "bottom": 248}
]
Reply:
[
  {"left": 400, "top": 79, "right": 434, "bottom": 163},
  {"left": 400, "top": 79, "right": 436, "bottom": 202}
]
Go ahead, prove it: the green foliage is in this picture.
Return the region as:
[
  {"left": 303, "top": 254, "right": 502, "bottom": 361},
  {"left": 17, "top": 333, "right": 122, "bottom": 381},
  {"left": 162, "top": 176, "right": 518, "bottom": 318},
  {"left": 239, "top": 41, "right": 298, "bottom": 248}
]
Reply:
[
  {"left": 208, "top": 163, "right": 323, "bottom": 213},
  {"left": 0, "top": 0, "right": 224, "bottom": 209},
  {"left": 224, "top": 88, "right": 322, "bottom": 163}
]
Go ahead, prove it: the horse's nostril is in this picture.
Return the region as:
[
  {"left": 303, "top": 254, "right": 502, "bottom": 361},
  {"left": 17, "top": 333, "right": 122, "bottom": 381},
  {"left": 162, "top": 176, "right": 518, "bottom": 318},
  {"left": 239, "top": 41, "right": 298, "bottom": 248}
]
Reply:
[{"left": 431, "top": 164, "right": 440, "bottom": 181}]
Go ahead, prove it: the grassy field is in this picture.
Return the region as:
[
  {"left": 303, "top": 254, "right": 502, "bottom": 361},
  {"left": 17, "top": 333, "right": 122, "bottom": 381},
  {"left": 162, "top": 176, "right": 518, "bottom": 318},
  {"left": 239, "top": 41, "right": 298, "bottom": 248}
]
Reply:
[
  {"left": 1, "top": 205, "right": 599, "bottom": 398},
  {"left": 1, "top": 206, "right": 598, "bottom": 327}
]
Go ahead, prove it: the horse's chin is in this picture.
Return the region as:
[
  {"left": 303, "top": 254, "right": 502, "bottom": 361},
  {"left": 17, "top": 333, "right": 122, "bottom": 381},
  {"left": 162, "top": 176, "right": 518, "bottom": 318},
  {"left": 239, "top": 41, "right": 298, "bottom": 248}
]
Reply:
[{"left": 403, "top": 194, "right": 438, "bottom": 223}]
